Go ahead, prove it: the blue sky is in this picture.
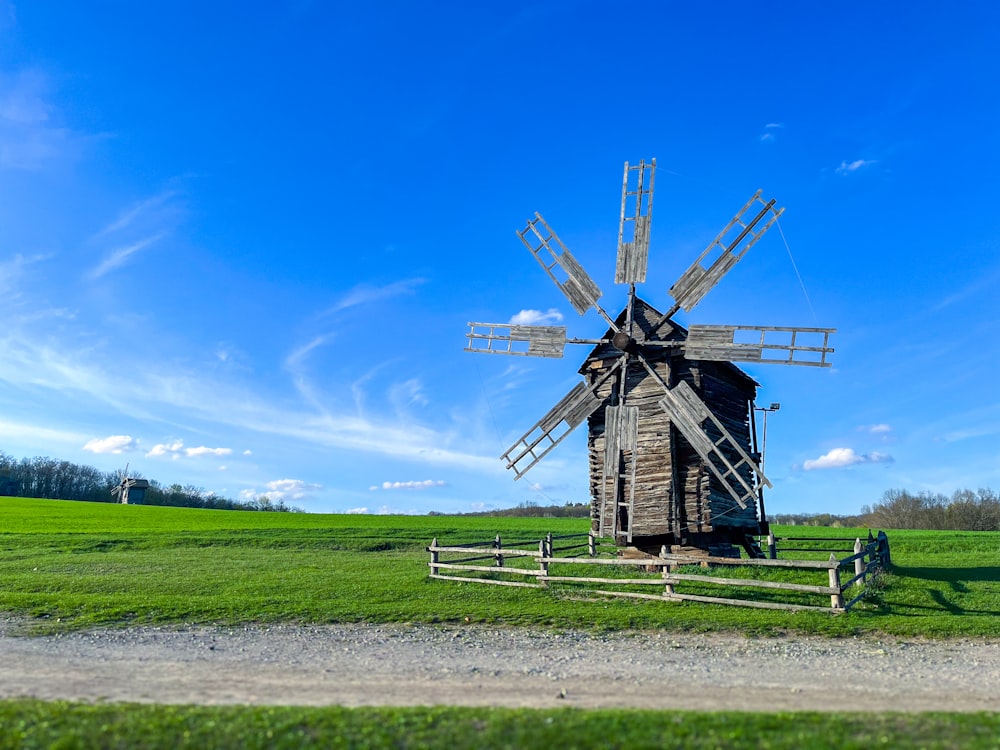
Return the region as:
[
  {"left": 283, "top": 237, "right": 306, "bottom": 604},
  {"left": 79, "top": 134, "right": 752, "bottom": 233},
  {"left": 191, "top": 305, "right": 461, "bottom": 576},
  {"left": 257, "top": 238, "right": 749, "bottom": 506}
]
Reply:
[{"left": 1, "top": 1, "right": 998, "bottom": 515}]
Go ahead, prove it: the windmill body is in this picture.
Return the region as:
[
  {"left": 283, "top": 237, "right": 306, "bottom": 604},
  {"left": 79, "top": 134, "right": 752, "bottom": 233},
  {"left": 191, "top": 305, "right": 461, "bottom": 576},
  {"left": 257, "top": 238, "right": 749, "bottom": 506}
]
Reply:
[{"left": 466, "top": 158, "right": 835, "bottom": 557}]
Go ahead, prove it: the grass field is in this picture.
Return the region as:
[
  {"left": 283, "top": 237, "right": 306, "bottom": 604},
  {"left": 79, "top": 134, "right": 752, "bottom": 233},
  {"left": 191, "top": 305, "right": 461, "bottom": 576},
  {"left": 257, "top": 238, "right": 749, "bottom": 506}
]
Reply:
[
  {"left": 1, "top": 496, "right": 998, "bottom": 637},
  {"left": 2, "top": 701, "right": 999, "bottom": 750},
  {"left": 2, "top": 497, "right": 998, "bottom": 748}
]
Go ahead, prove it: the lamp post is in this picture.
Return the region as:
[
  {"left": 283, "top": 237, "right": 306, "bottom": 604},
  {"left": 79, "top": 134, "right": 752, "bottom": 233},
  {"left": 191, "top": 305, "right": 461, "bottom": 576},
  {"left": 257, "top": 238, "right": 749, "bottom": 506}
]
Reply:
[
  {"left": 755, "top": 402, "right": 780, "bottom": 475},
  {"left": 751, "top": 402, "right": 780, "bottom": 551}
]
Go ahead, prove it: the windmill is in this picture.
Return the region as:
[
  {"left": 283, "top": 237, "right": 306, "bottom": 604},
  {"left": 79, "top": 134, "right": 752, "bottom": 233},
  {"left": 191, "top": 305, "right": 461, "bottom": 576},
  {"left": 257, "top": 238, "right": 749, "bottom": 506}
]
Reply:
[
  {"left": 111, "top": 464, "right": 138, "bottom": 504},
  {"left": 466, "top": 158, "right": 835, "bottom": 556}
]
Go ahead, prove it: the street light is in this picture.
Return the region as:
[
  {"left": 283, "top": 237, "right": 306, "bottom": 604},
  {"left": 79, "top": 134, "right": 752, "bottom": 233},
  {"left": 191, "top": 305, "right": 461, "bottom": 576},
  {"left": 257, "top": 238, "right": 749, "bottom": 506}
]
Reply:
[{"left": 754, "top": 402, "right": 780, "bottom": 474}]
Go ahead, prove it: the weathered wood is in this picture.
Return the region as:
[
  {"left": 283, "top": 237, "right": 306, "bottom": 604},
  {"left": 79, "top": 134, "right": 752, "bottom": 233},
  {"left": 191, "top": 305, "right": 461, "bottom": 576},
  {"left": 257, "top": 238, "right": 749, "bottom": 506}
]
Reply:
[
  {"left": 828, "top": 553, "right": 845, "bottom": 610},
  {"left": 592, "top": 588, "right": 833, "bottom": 612},
  {"left": 517, "top": 212, "right": 605, "bottom": 317},
  {"left": 616, "top": 159, "right": 655, "bottom": 284},
  {"left": 667, "top": 191, "right": 783, "bottom": 313},
  {"left": 685, "top": 325, "right": 835, "bottom": 367},
  {"left": 430, "top": 562, "right": 544, "bottom": 576},
  {"left": 465, "top": 323, "right": 567, "bottom": 358}
]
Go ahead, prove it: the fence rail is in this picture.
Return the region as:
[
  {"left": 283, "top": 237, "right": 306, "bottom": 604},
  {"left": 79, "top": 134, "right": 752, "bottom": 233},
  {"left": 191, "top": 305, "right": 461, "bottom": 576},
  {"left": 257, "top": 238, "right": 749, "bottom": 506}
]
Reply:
[{"left": 428, "top": 531, "right": 891, "bottom": 613}]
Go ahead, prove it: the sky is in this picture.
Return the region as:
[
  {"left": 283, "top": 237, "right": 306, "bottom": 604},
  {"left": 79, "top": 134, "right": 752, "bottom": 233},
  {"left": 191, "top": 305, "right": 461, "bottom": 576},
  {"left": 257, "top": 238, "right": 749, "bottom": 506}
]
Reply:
[{"left": 1, "top": 1, "right": 998, "bottom": 516}]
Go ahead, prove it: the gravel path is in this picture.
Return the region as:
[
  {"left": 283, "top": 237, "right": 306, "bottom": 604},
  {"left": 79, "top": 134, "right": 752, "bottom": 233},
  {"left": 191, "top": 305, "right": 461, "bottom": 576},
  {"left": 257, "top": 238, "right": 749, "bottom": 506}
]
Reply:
[{"left": 2, "top": 617, "right": 998, "bottom": 711}]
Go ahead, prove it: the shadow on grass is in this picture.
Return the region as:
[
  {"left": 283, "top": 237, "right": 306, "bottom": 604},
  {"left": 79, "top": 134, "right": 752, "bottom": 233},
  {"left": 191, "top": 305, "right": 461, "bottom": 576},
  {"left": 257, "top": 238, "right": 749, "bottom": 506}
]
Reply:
[{"left": 893, "top": 565, "right": 1000, "bottom": 585}]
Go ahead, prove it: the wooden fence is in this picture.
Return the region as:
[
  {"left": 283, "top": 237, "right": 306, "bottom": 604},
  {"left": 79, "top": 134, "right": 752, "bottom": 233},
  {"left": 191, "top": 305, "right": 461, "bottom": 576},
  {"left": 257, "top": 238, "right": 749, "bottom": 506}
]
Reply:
[{"left": 427, "top": 531, "right": 891, "bottom": 613}]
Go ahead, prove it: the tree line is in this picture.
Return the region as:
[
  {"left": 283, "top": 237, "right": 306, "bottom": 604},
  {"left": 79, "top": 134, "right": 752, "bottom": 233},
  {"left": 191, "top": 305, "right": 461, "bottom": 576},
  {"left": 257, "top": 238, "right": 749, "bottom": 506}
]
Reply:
[
  {"left": 0, "top": 450, "right": 301, "bottom": 512},
  {"left": 772, "top": 487, "right": 999, "bottom": 531}
]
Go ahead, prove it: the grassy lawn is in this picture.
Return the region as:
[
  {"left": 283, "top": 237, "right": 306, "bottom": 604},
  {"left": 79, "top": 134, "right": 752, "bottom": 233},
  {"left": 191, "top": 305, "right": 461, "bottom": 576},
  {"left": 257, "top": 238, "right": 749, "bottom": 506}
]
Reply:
[
  {"left": 1, "top": 496, "right": 998, "bottom": 637},
  {"left": 1, "top": 702, "right": 999, "bottom": 750}
]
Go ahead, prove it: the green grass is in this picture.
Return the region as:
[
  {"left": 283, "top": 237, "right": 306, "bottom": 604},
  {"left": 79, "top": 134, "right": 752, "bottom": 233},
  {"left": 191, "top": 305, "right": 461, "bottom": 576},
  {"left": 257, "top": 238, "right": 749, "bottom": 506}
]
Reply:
[
  {"left": 1, "top": 496, "right": 998, "bottom": 637},
  {"left": 1, "top": 702, "right": 998, "bottom": 750}
]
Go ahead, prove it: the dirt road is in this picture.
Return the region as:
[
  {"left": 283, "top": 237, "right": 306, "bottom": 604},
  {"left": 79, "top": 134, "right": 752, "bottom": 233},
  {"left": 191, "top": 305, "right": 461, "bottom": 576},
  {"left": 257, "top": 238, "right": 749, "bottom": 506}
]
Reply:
[{"left": 2, "top": 618, "right": 998, "bottom": 711}]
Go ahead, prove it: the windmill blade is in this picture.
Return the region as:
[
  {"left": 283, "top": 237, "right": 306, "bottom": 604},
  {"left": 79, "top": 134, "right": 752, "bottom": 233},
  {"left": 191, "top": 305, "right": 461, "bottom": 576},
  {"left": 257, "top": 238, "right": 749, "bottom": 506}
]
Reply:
[
  {"left": 600, "top": 404, "right": 639, "bottom": 540},
  {"left": 684, "top": 325, "right": 836, "bottom": 367},
  {"left": 517, "top": 213, "right": 608, "bottom": 319},
  {"left": 465, "top": 322, "right": 568, "bottom": 358},
  {"left": 668, "top": 190, "right": 784, "bottom": 313},
  {"left": 657, "top": 379, "right": 771, "bottom": 510},
  {"left": 502, "top": 365, "right": 619, "bottom": 479},
  {"left": 615, "top": 159, "right": 655, "bottom": 284}
]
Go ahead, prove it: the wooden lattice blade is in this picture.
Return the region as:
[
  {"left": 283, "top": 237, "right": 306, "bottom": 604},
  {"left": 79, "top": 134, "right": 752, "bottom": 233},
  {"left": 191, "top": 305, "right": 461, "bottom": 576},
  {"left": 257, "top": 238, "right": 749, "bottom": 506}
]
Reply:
[
  {"left": 601, "top": 404, "right": 639, "bottom": 540},
  {"left": 685, "top": 325, "right": 836, "bottom": 367},
  {"left": 668, "top": 190, "right": 784, "bottom": 312},
  {"left": 657, "top": 379, "right": 771, "bottom": 510},
  {"left": 517, "top": 213, "right": 603, "bottom": 316},
  {"left": 615, "top": 159, "right": 655, "bottom": 284},
  {"left": 465, "top": 323, "right": 568, "bottom": 358},
  {"left": 502, "top": 377, "right": 611, "bottom": 480}
]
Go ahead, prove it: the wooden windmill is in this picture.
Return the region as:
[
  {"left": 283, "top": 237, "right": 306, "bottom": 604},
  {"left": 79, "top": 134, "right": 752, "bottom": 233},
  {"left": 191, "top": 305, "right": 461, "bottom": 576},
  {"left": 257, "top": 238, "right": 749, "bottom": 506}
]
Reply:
[
  {"left": 110, "top": 463, "right": 148, "bottom": 505},
  {"left": 466, "top": 159, "right": 835, "bottom": 556}
]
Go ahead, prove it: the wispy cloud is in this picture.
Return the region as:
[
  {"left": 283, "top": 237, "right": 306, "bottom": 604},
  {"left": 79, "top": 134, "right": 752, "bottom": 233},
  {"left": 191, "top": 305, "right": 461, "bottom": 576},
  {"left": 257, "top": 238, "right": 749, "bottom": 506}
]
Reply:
[
  {"left": 82, "top": 435, "right": 137, "bottom": 454},
  {"left": 86, "top": 233, "right": 165, "bottom": 280},
  {"left": 760, "top": 122, "right": 784, "bottom": 142},
  {"left": 835, "top": 158, "right": 876, "bottom": 175},
  {"left": 0, "top": 68, "right": 79, "bottom": 170},
  {"left": 802, "top": 447, "right": 893, "bottom": 470},
  {"left": 92, "top": 190, "right": 179, "bottom": 239},
  {"left": 509, "top": 308, "right": 564, "bottom": 325},
  {"left": 369, "top": 479, "right": 447, "bottom": 491},
  {"left": 858, "top": 423, "right": 892, "bottom": 435},
  {"left": 319, "top": 278, "right": 426, "bottom": 317}
]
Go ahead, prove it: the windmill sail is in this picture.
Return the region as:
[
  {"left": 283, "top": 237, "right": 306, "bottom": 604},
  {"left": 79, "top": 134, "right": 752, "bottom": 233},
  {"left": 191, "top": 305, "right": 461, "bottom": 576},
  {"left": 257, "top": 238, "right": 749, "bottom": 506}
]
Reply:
[
  {"left": 465, "top": 323, "right": 568, "bottom": 358},
  {"left": 684, "top": 325, "right": 836, "bottom": 367},
  {"left": 615, "top": 159, "right": 655, "bottom": 284},
  {"left": 601, "top": 404, "right": 639, "bottom": 540},
  {"left": 517, "top": 213, "right": 604, "bottom": 317},
  {"left": 668, "top": 190, "right": 784, "bottom": 313},
  {"left": 502, "top": 376, "right": 611, "bottom": 479},
  {"left": 657, "top": 380, "right": 771, "bottom": 509}
]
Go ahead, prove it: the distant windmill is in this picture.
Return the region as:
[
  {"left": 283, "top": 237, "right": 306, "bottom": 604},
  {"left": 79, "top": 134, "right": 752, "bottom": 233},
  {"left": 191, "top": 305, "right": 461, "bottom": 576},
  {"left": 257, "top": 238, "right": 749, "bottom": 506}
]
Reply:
[
  {"left": 466, "top": 158, "right": 835, "bottom": 556},
  {"left": 111, "top": 464, "right": 139, "bottom": 504}
]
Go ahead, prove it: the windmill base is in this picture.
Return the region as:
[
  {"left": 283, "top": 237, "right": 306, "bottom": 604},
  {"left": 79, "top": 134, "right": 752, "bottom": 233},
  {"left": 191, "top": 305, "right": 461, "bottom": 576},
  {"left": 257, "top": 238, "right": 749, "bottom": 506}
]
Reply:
[{"left": 624, "top": 529, "right": 763, "bottom": 559}]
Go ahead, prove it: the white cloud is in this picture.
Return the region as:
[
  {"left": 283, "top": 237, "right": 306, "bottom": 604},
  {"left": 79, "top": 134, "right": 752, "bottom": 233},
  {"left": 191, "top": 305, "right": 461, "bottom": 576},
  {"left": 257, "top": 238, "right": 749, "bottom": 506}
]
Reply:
[
  {"left": 509, "top": 308, "right": 564, "bottom": 326},
  {"left": 371, "top": 479, "right": 447, "bottom": 491},
  {"left": 346, "top": 507, "right": 370, "bottom": 514},
  {"left": 146, "top": 440, "right": 184, "bottom": 458},
  {"left": 242, "top": 449, "right": 252, "bottom": 455},
  {"left": 82, "top": 435, "right": 137, "bottom": 454},
  {"left": 802, "top": 447, "right": 893, "bottom": 470},
  {"left": 835, "top": 159, "right": 876, "bottom": 175},
  {"left": 146, "top": 439, "right": 232, "bottom": 459},
  {"left": 186, "top": 445, "right": 232, "bottom": 457}
]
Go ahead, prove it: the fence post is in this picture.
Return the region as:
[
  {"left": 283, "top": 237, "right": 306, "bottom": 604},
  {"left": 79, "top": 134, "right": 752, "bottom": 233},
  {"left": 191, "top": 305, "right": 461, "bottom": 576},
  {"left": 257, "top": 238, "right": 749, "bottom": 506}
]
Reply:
[
  {"left": 661, "top": 545, "right": 675, "bottom": 598},
  {"left": 854, "top": 538, "right": 865, "bottom": 584},
  {"left": 494, "top": 533, "right": 504, "bottom": 568},
  {"left": 877, "top": 531, "right": 891, "bottom": 567},
  {"left": 767, "top": 531, "right": 777, "bottom": 560},
  {"left": 429, "top": 538, "right": 439, "bottom": 577},
  {"left": 588, "top": 530, "right": 596, "bottom": 557},
  {"left": 546, "top": 532, "right": 553, "bottom": 558},
  {"left": 538, "top": 539, "right": 549, "bottom": 586},
  {"left": 828, "top": 553, "right": 844, "bottom": 611}
]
